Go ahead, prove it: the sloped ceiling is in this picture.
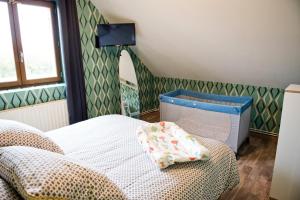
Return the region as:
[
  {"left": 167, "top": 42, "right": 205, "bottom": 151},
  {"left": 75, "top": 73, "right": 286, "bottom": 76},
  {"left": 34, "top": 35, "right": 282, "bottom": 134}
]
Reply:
[{"left": 91, "top": 0, "right": 300, "bottom": 88}]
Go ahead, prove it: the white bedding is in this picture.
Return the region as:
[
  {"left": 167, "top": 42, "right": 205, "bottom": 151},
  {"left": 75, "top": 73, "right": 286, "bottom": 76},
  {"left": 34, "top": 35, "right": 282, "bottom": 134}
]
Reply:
[{"left": 46, "top": 114, "right": 239, "bottom": 200}]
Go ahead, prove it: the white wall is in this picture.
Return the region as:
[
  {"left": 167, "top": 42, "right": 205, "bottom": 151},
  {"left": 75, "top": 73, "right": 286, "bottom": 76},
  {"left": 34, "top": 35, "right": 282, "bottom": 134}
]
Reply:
[
  {"left": 270, "top": 85, "right": 300, "bottom": 200},
  {"left": 92, "top": 0, "right": 300, "bottom": 88}
]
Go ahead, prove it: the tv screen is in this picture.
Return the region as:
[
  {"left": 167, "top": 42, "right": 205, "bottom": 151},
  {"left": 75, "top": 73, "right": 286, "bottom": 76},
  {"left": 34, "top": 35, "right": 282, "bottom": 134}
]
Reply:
[{"left": 98, "top": 23, "right": 136, "bottom": 47}]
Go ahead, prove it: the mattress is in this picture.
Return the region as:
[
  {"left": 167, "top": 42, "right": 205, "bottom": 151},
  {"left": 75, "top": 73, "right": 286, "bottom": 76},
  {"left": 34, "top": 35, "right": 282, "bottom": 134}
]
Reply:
[{"left": 45, "top": 115, "right": 239, "bottom": 200}]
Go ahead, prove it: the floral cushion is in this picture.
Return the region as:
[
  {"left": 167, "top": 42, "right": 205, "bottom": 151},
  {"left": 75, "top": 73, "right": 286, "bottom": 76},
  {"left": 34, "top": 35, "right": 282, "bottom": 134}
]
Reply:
[
  {"left": 137, "top": 121, "right": 211, "bottom": 169},
  {"left": 0, "top": 119, "right": 63, "bottom": 154},
  {"left": 0, "top": 178, "right": 22, "bottom": 200},
  {"left": 0, "top": 146, "right": 125, "bottom": 200}
]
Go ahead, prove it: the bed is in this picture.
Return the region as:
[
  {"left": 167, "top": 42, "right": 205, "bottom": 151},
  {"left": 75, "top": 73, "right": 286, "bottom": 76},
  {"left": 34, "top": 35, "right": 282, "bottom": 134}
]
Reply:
[{"left": 0, "top": 115, "right": 239, "bottom": 200}]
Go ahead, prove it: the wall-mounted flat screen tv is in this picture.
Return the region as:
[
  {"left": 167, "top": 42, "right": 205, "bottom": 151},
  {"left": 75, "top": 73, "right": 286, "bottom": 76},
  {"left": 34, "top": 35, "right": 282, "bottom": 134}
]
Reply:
[{"left": 97, "top": 23, "right": 135, "bottom": 47}]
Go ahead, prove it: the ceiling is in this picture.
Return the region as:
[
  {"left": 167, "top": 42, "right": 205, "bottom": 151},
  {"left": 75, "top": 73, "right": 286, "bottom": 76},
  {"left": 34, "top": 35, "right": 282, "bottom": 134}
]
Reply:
[{"left": 91, "top": 0, "right": 300, "bottom": 88}]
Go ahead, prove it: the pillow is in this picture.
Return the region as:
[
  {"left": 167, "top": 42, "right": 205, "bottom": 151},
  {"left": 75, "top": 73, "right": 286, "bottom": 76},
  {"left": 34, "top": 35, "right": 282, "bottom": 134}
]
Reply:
[
  {"left": 0, "top": 178, "right": 22, "bottom": 200},
  {"left": 0, "top": 119, "right": 63, "bottom": 154},
  {"left": 0, "top": 146, "right": 125, "bottom": 200}
]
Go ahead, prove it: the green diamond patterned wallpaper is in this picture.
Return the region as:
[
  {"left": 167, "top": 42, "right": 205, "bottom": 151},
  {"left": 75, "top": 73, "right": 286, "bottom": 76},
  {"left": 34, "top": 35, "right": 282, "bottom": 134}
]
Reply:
[
  {"left": 0, "top": 0, "right": 284, "bottom": 136},
  {"left": 0, "top": 84, "right": 66, "bottom": 111},
  {"left": 120, "top": 82, "right": 140, "bottom": 116},
  {"left": 77, "top": 0, "right": 284, "bottom": 135},
  {"left": 76, "top": 0, "right": 155, "bottom": 118},
  {"left": 153, "top": 77, "right": 284, "bottom": 134}
]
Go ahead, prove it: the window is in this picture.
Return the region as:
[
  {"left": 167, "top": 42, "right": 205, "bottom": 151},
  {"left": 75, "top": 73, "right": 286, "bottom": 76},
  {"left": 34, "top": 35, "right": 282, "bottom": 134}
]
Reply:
[{"left": 0, "top": 0, "right": 61, "bottom": 89}]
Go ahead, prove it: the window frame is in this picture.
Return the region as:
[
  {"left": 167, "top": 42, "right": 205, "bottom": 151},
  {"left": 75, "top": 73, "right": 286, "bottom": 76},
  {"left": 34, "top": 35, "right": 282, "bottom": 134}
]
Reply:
[{"left": 0, "top": 0, "right": 62, "bottom": 89}]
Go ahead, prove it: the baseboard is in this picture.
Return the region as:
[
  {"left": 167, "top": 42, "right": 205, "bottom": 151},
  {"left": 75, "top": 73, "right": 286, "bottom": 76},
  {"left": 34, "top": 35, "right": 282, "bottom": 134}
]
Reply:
[
  {"left": 250, "top": 128, "right": 278, "bottom": 137},
  {"left": 140, "top": 108, "right": 159, "bottom": 116}
]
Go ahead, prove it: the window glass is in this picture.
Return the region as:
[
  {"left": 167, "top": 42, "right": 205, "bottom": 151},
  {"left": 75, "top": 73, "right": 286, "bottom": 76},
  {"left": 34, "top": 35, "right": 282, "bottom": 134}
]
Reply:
[
  {"left": 0, "top": 2, "right": 18, "bottom": 83},
  {"left": 17, "top": 3, "right": 58, "bottom": 80}
]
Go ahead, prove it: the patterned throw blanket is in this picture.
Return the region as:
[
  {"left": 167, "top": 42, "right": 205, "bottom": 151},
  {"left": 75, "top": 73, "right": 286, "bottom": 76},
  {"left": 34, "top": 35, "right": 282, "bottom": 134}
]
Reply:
[{"left": 137, "top": 121, "right": 211, "bottom": 169}]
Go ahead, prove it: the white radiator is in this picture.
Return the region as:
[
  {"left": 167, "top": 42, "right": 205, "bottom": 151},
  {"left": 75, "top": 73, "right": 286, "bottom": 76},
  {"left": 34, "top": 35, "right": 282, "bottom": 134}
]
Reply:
[{"left": 0, "top": 100, "right": 69, "bottom": 131}]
